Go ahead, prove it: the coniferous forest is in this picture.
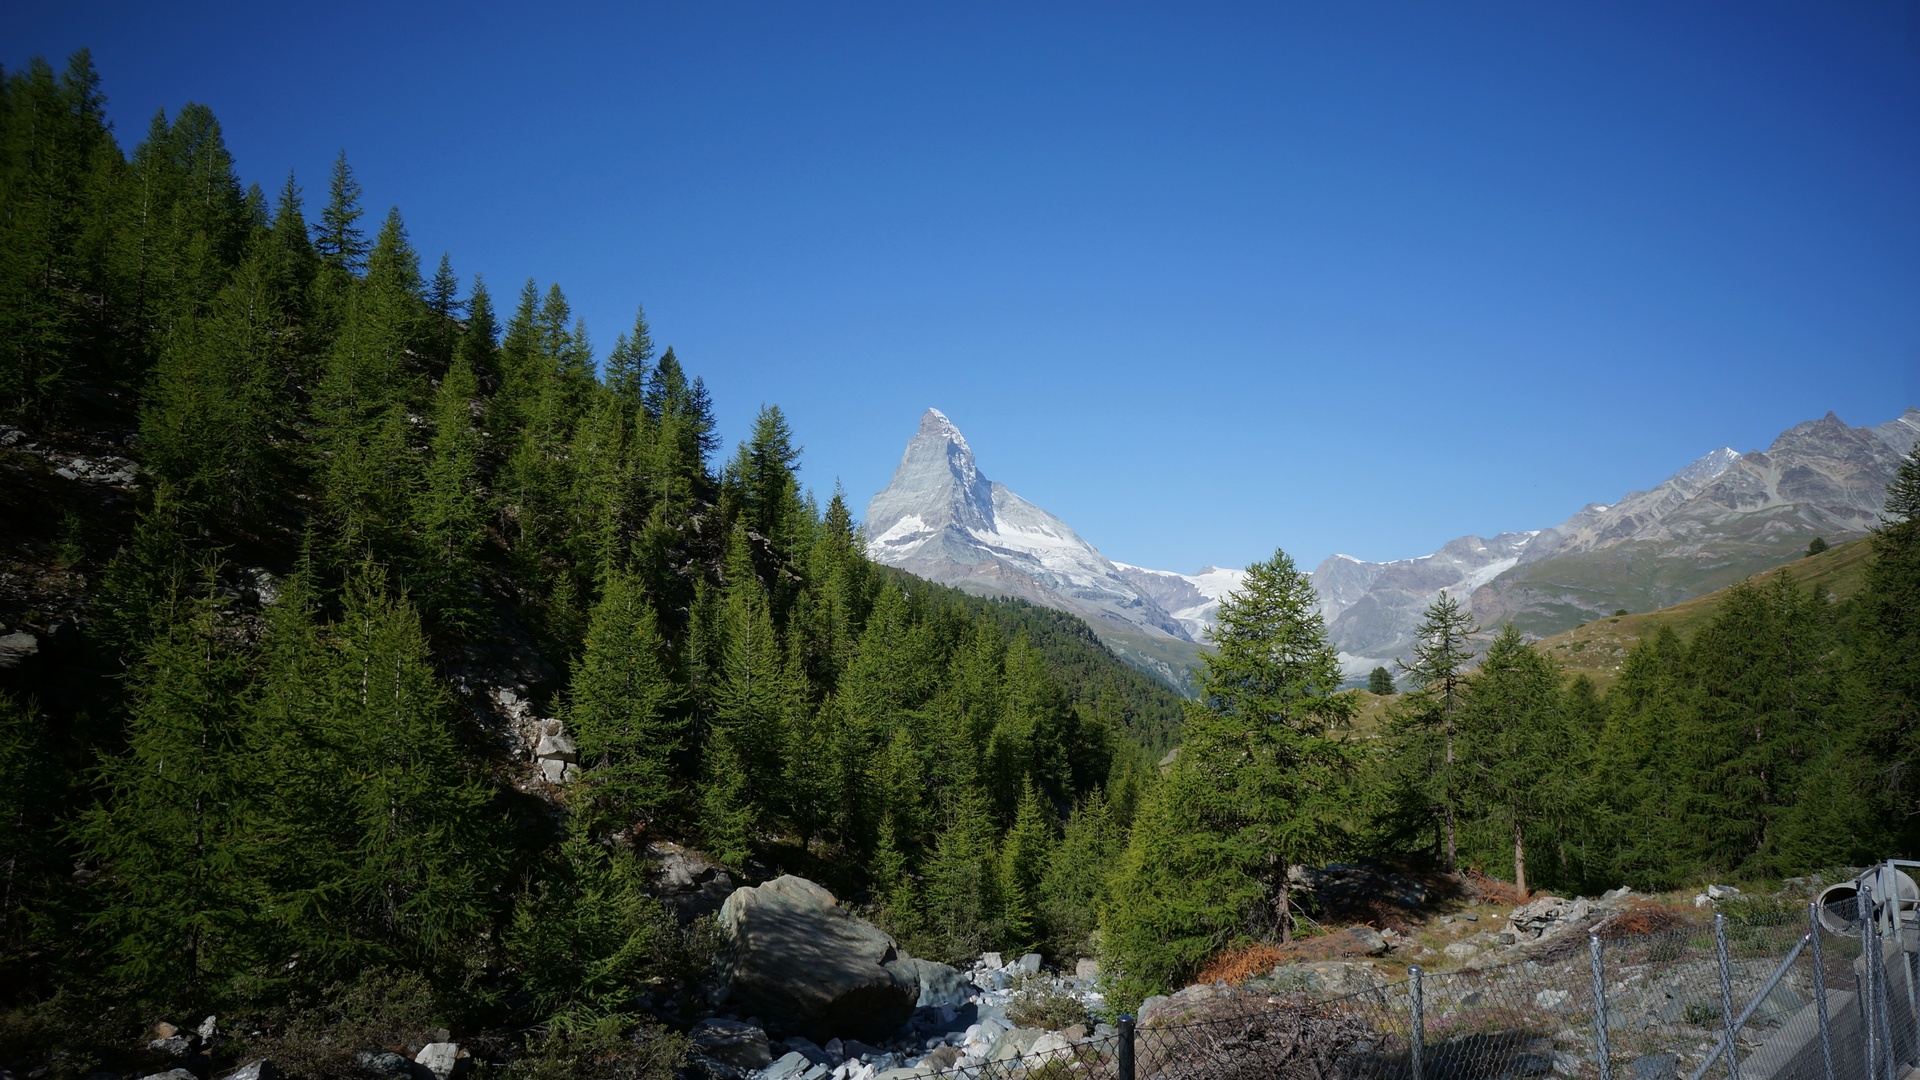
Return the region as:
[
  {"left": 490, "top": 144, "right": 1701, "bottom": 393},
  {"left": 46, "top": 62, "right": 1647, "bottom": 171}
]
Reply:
[{"left": 2, "top": 50, "right": 1917, "bottom": 1077}]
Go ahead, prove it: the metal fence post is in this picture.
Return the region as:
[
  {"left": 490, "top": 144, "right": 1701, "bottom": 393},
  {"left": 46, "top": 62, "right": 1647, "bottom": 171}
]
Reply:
[
  {"left": 1589, "top": 933, "right": 1613, "bottom": 1080},
  {"left": 1863, "top": 883, "right": 1881, "bottom": 1080},
  {"left": 1713, "top": 913, "right": 1743, "bottom": 1080},
  {"left": 1808, "top": 901, "right": 1835, "bottom": 1080},
  {"left": 1409, "top": 964, "right": 1425, "bottom": 1080},
  {"left": 1116, "top": 1013, "right": 1134, "bottom": 1080}
]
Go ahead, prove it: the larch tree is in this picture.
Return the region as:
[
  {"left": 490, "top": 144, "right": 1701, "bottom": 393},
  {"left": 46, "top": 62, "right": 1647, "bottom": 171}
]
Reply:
[
  {"left": 1457, "top": 623, "right": 1570, "bottom": 896},
  {"left": 1393, "top": 590, "right": 1477, "bottom": 869}
]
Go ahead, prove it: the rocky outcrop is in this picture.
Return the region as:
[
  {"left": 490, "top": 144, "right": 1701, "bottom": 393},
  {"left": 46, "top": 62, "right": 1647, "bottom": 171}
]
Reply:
[{"left": 716, "top": 876, "right": 919, "bottom": 1041}]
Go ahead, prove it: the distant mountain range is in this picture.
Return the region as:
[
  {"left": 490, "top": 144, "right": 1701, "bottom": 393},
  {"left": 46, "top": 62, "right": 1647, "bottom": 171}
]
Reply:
[{"left": 865, "top": 407, "right": 1919, "bottom": 689}]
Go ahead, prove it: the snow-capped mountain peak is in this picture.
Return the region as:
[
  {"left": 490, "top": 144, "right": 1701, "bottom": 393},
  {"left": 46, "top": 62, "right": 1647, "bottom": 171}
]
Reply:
[{"left": 865, "top": 409, "right": 1196, "bottom": 646}]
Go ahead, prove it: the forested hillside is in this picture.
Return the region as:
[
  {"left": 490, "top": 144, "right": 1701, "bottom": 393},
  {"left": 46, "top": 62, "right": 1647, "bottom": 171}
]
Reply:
[
  {"left": 3, "top": 49, "right": 1918, "bottom": 1076},
  {"left": 0, "top": 51, "right": 1179, "bottom": 1071}
]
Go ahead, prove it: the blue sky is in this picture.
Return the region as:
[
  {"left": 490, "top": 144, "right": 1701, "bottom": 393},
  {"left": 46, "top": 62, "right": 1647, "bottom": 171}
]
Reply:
[{"left": 16, "top": 2, "right": 1919, "bottom": 571}]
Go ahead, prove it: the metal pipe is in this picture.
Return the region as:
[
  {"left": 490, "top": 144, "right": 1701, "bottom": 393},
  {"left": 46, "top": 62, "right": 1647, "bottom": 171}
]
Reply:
[
  {"left": 1809, "top": 900, "right": 1835, "bottom": 1080},
  {"left": 1116, "top": 1014, "right": 1134, "bottom": 1080},
  {"left": 1590, "top": 933, "right": 1613, "bottom": 1080},
  {"left": 1689, "top": 932, "right": 1808, "bottom": 1080}
]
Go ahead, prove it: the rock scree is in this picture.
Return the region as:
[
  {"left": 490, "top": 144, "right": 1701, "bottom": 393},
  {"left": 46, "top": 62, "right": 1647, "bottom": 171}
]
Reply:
[{"left": 717, "top": 875, "right": 919, "bottom": 1042}]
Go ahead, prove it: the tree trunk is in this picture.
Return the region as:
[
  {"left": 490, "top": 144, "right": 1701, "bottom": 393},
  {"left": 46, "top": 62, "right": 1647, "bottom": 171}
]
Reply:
[
  {"left": 1277, "top": 871, "right": 1293, "bottom": 944},
  {"left": 1513, "top": 814, "right": 1527, "bottom": 898},
  {"left": 1443, "top": 711, "right": 1458, "bottom": 871}
]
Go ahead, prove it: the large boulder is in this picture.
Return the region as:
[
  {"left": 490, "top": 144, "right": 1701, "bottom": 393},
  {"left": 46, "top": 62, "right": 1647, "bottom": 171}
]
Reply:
[{"left": 717, "top": 875, "right": 918, "bottom": 1041}]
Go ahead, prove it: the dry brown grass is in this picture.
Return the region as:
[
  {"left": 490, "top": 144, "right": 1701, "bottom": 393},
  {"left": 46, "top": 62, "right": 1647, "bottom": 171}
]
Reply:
[
  {"left": 1597, "top": 898, "right": 1695, "bottom": 940},
  {"left": 1194, "top": 927, "right": 1389, "bottom": 987},
  {"left": 1462, "top": 869, "right": 1527, "bottom": 906}
]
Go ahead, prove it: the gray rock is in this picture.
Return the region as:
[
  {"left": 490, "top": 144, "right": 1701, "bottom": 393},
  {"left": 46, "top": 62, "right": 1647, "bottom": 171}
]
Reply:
[
  {"left": 135, "top": 1071, "right": 197, "bottom": 1080},
  {"left": 762, "top": 1051, "right": 835, "bottom": 1080},
  {"left": 779, "top": 1036, "right": 834, "bottom": 1068},
  {"left": 1509, "top": 1052, "right": 1554, "bottom": 1076},
  {"left": 414, "top": 1042, "right": 461, "bottom": 1080},
  {"left": 895, "top": 957, "right": 973, "bottom": 1009},
  {"left": 1075, "top": 958, "right": 1101, "bottom": 980},
  {"left": 1631, "top": 1053, "right": 1678, "bottom": 1080},
  {"left": 718, "top": 875, "right": 918, "bottom": 1042},
  {"left": 1256, "top": 961, "right": 1388, "bottom": 999},
  {"left": 219, "top": 1062, "right": 277, "bottom": 1080},
  {"left": 1706, "top": 884, "right": 1741, "bottom": 901},
  {"left": 146, "top": 1034, "right": 197, "bottom": 1058},
  {"left": 1011, "top": 953, "right": 1042, "bottom": 977},
  {"left": 646, "top": 841, "right": 737, "bottom": 924},
  {"left": 535, "top": 732, "right": 577, "bottom": 762},
  {"left": 691, "top": 1018, "right": 772, "bottom": 1071},
  {"left": 1534, "top": 988, "right": 1570, "bottom": 1011},
  {"left": 0, "top": 632, "right": 41, "bottom": 670},
  {"left": 1027, "top": 1031, "right": 1073, "bottom": 1064},
  {"left": 978, "top": 952, "right": 1003, "bottom": 970},
  {"left": 985, "top": 1027, "right": 1043, "bottom": 1062},
  {"left": 354, "top": 1050, "right": 412, "bottom": 1076},
  {"left": 918, "top": 1045, "right": 960, "bottom": 1071},
  {"left": 1343, "top": 926, "right": 1389, "bottom": 956}
]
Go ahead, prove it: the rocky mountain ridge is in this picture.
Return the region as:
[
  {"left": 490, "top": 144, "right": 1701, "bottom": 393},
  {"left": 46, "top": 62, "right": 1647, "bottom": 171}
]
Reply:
[{"left": 866, "top": 406, "right": 1918, "bottom": 688}]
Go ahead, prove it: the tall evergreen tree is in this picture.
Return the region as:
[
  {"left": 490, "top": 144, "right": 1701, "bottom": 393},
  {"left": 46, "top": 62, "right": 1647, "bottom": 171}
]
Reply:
[
  {"left": 1191, "top": 547, "right": 1354, "bottom": 940},
  {"left": 79, "top": 577, "right": 255, "bottom": 1001},
  {"left": 1457, "top": 624, "right": 1573, "bottom": 895},
  {"left": 1391, "top": 590, "right": 1477, "bottom": 868},
  {"left": 314, "top": 150, "right": 367, "bottom": 274},
  {"left": 569, "top": 567, "right": 685, "bottom": 836}
]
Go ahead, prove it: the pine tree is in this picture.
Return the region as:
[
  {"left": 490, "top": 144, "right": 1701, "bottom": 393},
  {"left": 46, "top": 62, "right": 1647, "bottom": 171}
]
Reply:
[
  {"left": 1036, "top": 791, "right": 1119, "bottom": 962},
  {"left": 605, "top": 304, "right": 655, "bottom": 409},
  {"left": 411, "top": 350, "right": 485, "bottom": 633},
  {"left": 1587, "top": 626, "right": 1690, "bottom": 889},
  {"left": 318, "top": 565, "right": 496, "bottom": 966},
  {"left": 1677, "top": 576, "right": 1835, "bottom": 877},
  {"left": 1855, "top": 444, "right": 1920, "bottom": 849},
  {"left": 139, "top": 250, "right": 292, "bottom": 528},
  {"left": 314, "top": 150, "right": 367, "bottom": 274},
  {"left": 921, "top": 783, "right": 1004, "bottom": 963},
  {"left": 79, "top": 576, "right": 256, "bottom": 1000},
  {"left": 504, "top": 820, "right": 678, "bottom": 1022},
  {"left": 1456, "top": 624, "right": 1572, "bottom": 895},
  {"left": 310, "top": 208, "right": 426, "bottom": 570},
  {"left": 569, "top": 568, "right": 685, "bottom": 836},
  {"left": 1392, "top": 590, "right": 1477, "bottom": 868},
  {"left": 0, "top": 51, "right": 118, "bottom": 414},
  {"left": 1368, "top": 666, "right": 1394, "bottom": 695},
  {"left": 699, "top": 730, "right": 755, "bottom": 867},
  {"left": 996, "top": 783, "right": 1056, "bottom": 952},
  {"left": 1192, "top": 547, "right": 1354, "bottom": 940}
]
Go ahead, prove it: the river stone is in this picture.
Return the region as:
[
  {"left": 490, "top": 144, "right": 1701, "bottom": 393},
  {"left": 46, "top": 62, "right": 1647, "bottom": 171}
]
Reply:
[
  {"left": 690, "top": 1018, "right": 773, "bottom": 1070},
  {"left": 896, "top": 957, "right": 973, "bottom": 1008},
  {"left": 719, "top": 875, "right": 918, "bottom": 1041}
]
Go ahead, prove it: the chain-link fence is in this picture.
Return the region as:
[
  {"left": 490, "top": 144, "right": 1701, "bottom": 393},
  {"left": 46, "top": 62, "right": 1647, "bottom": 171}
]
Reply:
[{"left": 938, "top": 879, "right": 1916, "bottom": 1080}]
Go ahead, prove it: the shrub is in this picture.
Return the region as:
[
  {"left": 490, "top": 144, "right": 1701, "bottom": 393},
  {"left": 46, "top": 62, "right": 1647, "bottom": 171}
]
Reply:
[{"left": 1006, "top": 980, "right": 1091, "bottom": 1031}]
